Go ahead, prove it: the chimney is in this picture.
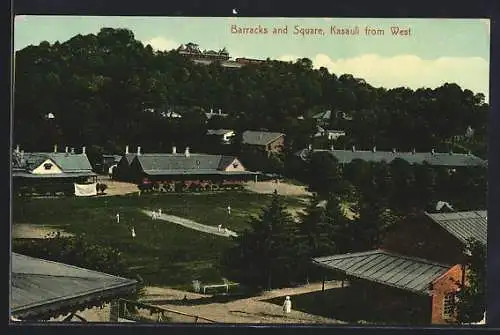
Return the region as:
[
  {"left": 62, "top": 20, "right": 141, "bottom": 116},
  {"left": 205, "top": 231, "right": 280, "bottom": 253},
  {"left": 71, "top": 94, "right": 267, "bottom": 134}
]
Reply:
[
  {"left": 53, "top": 144, "right": 57, "bottom": 153},
  {"left": 137, "top": 146, "right": 141, "bottom": 155},
  {"left": 185, "top": 147, "right": 190, "bottom": 157},
  {"left": 352, "top": 145, "right": 356, "bottom": 152},
  {"left": 65, "top": 146, "right": 69, "bottom": 153},
  {"left": 431, "top": 148, "right": 435, "bottom": 155},
  {"left": 82, "top": 146, "right": 86, "bottom": 154},
  {"left": 15, "top": 145, "right": 20, "bottom": 153},
  {"left": 70, "top": 148, "right": 75, "bottom": 154},
  {"left": 172, "top": 146, "right": 177, "bottom": 154},
  {"left": 125, "top": 145, "right": 129, "bottom": 155},
  {"left": 392, "top": 148, "right": 396, "bottom": 153},
  {"left": 372, "top": 146, "right": 376, "bottom": 153}
]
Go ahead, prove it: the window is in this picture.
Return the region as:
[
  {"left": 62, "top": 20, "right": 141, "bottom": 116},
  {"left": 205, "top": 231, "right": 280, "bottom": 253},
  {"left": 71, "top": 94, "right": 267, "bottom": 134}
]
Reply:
[
  {"left": 43, "top": 163, "right": 53, "bottom": 170},
  {"left": 443, "top": 293, "right": 456, "bottom": 319}
]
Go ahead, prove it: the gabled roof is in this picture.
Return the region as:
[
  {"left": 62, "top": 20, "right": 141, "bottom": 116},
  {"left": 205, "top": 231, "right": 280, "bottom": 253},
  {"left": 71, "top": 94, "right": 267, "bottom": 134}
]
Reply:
[
  {"left": 242, "top": 131, "right": 285, "bottom": 146},
  {"left": 295, "top": 149, "right": 487, "bottom": 167},
  {"left": 120, "top": 153, "right": 137, "bottom": 166},
  {"left": 11, "top": 253, "right": 137, "bottom": 319},
  {"left": 312, "top": 250, "right": 451, "bottom": 295},
  {"left": 12, "top": 152, "right": 94, "bottom": 174},
  {"left": 133, "top": 153, "right": 252, "bottom": 176},
  {"left": 424, "top": 210, "right": 487, "bottom": 246},
  {"left": 207, "top": 129, "right": 234, "bottom": 136}
]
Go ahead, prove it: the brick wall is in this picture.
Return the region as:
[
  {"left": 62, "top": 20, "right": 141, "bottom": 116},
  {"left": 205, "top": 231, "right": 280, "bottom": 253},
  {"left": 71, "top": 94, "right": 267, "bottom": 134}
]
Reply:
[
  {"left": 430, "top": 264, "right": 464, "bottom": 324},
  {"left": 381, "top": 216, "right": 465, "bottom": 265}
]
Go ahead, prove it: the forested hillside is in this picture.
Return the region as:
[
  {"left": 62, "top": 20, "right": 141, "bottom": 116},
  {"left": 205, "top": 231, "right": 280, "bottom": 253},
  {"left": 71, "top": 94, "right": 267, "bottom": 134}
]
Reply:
[{"left": 14, "top": 27, "right": 488, "bottom": 159}]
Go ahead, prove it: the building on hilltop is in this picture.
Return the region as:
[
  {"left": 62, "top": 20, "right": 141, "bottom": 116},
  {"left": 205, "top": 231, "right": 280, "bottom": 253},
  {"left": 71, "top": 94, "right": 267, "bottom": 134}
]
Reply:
[{"left": 241, "top": 130, "right": 286, "bottom": 157}]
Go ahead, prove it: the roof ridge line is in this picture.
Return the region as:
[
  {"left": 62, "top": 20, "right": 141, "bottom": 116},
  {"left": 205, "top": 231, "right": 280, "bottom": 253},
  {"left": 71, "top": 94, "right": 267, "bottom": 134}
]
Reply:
[{"left": 12, "top": 253, "right": 131, "bottom": 281}]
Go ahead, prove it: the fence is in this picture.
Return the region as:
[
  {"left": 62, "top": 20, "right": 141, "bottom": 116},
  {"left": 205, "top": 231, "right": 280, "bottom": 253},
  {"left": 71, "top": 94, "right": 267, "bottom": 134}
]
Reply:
[{"left": 116, "top": 299, "right": 217, "bottom": 324}]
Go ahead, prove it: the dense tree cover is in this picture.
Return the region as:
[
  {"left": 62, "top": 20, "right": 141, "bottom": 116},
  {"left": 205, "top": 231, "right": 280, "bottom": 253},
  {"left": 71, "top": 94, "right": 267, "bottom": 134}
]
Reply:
[
  {"left": 454, "top": 239, "right": 486, "bottom": 324},
  {"left": 14, "top": 28, "right": 488, "bottom": 164},
  {"left": 302, "top": 152, "right": 487, "bottom": 213}
]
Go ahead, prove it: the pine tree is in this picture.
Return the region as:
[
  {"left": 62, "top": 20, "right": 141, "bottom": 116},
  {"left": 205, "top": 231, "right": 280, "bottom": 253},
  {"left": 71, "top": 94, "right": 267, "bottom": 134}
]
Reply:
[
  {"left": 221, "top": 193, "right": 300, "bottom": 290},
  {"left": 324, "top": 195, "right": 353, "bottom": 254}
]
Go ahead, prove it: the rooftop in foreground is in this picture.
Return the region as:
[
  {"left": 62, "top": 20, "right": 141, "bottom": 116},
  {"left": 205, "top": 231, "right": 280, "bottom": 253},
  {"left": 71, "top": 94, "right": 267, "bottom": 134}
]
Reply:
[
  {"left": 312, "top": 250, "right": 452, "bottom": 295},
  {"left": 11, "top": 253, "right": 137, "bottom": 319}
]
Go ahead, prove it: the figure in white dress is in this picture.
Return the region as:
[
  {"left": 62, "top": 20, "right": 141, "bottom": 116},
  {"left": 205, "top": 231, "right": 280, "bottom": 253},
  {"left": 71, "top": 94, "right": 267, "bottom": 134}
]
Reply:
[
  {"left": 283, "top": 296, "right": 292, "bottom": 314},
  {"left": 227, "top": 205, "right": 231, "bottom": 215},
  {"left": 116, "top": 213, "right": 120, "bottom": 223},
  {"left": 131, "top": 227, "right": 136, "bottom": 238},
  {"left": 158, "top": 209, "right": 162, "bottom": 216},
  {"left": 151, "top": 211, "right": 157, "bottom": 220},
  {"left": 218, "top": 224, "right": 222, "bottom": 232}
]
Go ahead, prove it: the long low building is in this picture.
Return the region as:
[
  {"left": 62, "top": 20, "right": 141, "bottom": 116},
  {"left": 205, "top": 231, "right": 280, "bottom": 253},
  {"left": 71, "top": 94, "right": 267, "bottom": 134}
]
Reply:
[
  {"left": 312, "top": 249, "right": 464, "bottom": 325},
  {"left": 295, "top": 147, "right": 487, "bottom": 167},
  {"left": 114, "top": 146, "right": 257, "bottom": 187},
  {"left": 12, "top": 146, "right": 97, "bottom": 195}
]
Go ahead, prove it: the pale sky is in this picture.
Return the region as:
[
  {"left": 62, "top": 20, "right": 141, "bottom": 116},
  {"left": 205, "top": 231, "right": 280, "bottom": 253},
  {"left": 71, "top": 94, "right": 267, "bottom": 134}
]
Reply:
[{"left": 14, "top": 16, "right": 490, "bottom": 101}]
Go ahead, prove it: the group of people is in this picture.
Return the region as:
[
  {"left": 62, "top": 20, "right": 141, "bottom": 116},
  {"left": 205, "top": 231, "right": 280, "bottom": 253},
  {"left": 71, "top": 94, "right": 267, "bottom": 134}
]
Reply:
[
  {"left": 217, "top": 224, "right": 229, "bottom": 234},
  {"left": 151, "top": 208, "right": 163, "bottom": 220}
]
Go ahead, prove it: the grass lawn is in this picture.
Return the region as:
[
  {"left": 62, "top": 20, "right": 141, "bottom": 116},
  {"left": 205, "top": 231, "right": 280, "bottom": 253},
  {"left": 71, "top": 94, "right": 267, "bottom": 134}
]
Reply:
[{"left": 12, "top": 192, "right": 304, "bottom": 288}]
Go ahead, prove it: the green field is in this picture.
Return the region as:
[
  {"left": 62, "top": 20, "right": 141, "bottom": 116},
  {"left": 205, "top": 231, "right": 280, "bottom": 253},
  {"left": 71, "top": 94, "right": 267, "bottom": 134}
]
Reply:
[{"left": 12, "top": 192, "right": 304, "bottom": 288}]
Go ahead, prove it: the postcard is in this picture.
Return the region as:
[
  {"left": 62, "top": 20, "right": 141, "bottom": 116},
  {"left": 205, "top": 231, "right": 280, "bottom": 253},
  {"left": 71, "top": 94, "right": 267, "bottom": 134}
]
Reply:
[{"left": 11, "top": 16, "right": 489, "bottom": 326}]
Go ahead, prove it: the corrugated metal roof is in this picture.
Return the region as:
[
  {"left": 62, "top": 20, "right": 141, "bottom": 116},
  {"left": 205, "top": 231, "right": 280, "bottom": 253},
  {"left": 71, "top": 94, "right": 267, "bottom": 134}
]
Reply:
[
  {"left": 295, "top": 149, "right": 486, "bottom": 167},
  {"left": 425, "top": 210, "right": 487, "bottom": 246},
  {"left": 11, "top": 253, "right": 137, "bottom": 317},
  {"left": 242, "top": 131, "right": 285, "bottom": 146},
  {"left": 12, "top": 152, "right": 94, "bottom": 173},
  {"left": 312, "top": 250, "right": 451, "bottom": 295},
  {"left": 143, "top": 169, "right": 256, "bottom": 176},
  {"left": 136, "top": 153, "right": 239, "bottom": 172}
]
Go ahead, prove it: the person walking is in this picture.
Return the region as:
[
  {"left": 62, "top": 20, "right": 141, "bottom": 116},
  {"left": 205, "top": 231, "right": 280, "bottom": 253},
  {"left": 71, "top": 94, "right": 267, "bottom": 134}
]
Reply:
[
  {"left": 131, "top": 227, "right": 136, "bottom": 238},
  {"left": 283, "top": 296, "right": 292, "bottom": 314},
  {"left": 227, "top": 205, "right": 231, "bottom": 215},
  {"left": 116, "top": 213, "right": 120, "bottom": 224}
]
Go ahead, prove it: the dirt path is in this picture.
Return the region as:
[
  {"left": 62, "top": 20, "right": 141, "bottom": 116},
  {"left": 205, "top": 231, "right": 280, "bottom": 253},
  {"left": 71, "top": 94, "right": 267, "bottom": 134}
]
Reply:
[
  {"left": 244, "top": 181, "right": 312, "bottom": 197},
  {"left": 141, "top": 210, "right": 238, "bottom": 237},
  {"left": 12, "top": 223, "right": 73, "bottom": 239},
  {"left": 140, "top": 282, "right": 344, "bottom": 324},
  {"left": 96, "top": 175, "right": 139, "bottom": 196}
]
